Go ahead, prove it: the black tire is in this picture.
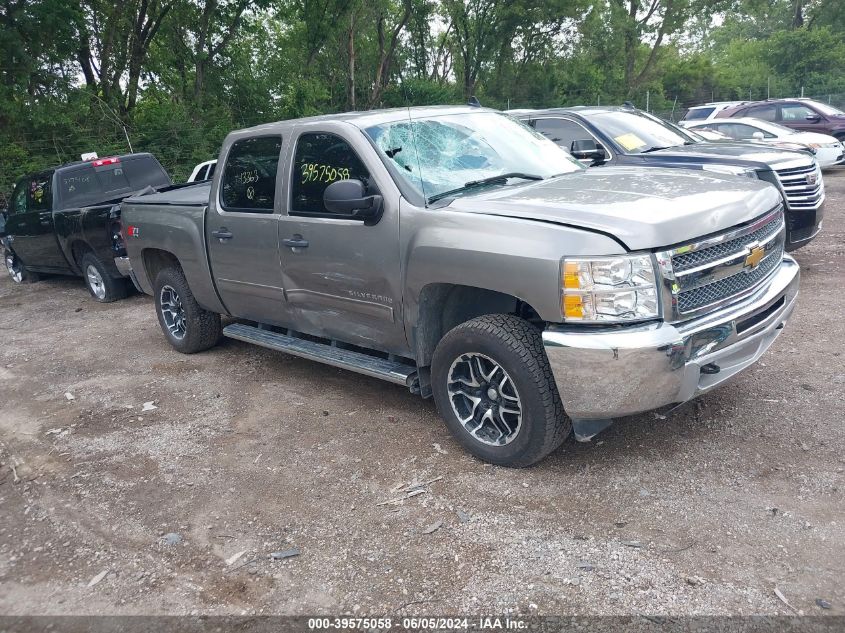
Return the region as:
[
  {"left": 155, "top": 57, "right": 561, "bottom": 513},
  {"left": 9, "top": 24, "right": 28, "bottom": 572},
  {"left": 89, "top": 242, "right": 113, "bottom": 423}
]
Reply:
[
  {"left": 4, "top": 251, "right": 39, "bottom": 284},
  {"left": 80, "top": 252, "right": 128, "bottom": 303},
  {"left": 153, "top": 266, "right": 221, "bottom": 354},
  {"left": 431, "top": 314, "right": 570, "bottom": 467}
]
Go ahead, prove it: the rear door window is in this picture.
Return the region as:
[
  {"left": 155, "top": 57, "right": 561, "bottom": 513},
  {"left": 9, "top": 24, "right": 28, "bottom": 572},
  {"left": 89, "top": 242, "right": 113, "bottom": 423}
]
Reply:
[
  {"left": 744, "top": 104, "right": 777, "bottom": 121},
  {"left": 220, "top": 136, "right": 283, "bottom": 213},
  {"left": 683, "top": 107, "right": 715, "bottom": 121},
  {"left": 59, "top": 166, "right": 100, "bottom": 206}
]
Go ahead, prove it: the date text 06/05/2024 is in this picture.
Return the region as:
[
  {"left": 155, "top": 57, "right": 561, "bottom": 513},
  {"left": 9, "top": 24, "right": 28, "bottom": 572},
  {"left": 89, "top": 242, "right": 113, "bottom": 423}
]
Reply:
[{"left": 307, "top": 617, "right": 528, "bottom": 630}]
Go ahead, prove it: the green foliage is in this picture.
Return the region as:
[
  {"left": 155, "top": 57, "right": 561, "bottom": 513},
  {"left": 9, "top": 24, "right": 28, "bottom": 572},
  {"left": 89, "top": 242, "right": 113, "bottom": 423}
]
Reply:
[{"left": 1, "top": 0, "right": 844, "bottom": 198}]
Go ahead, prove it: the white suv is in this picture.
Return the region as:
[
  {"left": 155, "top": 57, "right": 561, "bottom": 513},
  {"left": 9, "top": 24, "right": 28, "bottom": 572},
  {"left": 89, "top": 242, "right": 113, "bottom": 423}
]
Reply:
[{"left": 679, "top": 102, "right": 746, "bottom": 127}]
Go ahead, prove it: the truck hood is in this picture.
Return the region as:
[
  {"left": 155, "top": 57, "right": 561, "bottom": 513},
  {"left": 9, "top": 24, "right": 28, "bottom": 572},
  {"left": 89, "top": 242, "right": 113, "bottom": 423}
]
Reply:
[
  {"left": 446, "top": 166, "right": 782, "bottom": 251},
  {"left": 644, "top": 142, "right": 811, "bottom": 167}
]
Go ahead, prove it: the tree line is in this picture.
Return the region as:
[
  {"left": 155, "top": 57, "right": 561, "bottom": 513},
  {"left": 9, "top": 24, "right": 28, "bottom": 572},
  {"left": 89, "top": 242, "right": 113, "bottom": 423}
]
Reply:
[{"left": 1, "top": 0, "right": 844, "bottom": 188}]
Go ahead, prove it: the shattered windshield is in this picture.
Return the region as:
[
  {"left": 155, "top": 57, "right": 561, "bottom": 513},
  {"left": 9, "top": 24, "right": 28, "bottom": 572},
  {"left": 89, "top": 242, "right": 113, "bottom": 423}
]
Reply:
[{"left": 364, "top": 112, "right": 583, "bottom": 203}]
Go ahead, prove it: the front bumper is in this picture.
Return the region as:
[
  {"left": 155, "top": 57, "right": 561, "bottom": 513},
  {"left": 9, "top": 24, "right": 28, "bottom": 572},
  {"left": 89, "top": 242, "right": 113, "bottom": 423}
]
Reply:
[
  {"left": 543, "top": 256, "right": 799, "bottom": 420},
  {"left": 785, "top": 199, "right": 824, "bottom": 251}
]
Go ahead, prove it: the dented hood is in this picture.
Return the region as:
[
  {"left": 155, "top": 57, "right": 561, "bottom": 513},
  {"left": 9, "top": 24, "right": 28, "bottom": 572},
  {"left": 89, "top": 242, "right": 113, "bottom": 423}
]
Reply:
[{"left": 445, "top": 166, "right": 782, "bottom": 251}]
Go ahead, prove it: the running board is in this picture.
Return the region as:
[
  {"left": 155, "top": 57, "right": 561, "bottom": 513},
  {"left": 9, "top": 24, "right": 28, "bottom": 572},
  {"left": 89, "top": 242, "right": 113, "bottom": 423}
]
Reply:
[{"left": 223, "top": 323, "right": 417, "bottom": 386}]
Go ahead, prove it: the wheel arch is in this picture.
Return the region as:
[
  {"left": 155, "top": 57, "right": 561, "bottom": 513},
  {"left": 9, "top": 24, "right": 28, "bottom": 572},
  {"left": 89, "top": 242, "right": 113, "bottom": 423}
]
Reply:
[
  {"left": 141, "top": 248, "right": 183, "bottom": 289},
  {"left": 69, "top": 240, "right": 94, "bottom": 273},
  {"left": 412, "top": 282, "right": 543, "bottom": 368}
]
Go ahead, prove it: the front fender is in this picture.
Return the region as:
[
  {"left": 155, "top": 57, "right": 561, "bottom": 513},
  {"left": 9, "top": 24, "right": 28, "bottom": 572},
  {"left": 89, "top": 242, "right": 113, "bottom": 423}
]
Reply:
[{"left": 400, "top": 203, "right": 627, "bottom": 331}]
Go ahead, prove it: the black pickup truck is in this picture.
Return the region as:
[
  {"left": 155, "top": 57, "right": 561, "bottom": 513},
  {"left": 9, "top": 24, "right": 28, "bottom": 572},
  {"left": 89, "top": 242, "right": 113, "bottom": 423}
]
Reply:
[{"left": 2, "top": 153, "right": 171, "bottom": 301}]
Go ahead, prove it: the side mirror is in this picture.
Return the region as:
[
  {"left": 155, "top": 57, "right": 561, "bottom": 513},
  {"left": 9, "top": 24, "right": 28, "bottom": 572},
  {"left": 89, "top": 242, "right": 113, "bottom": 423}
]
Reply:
[
  {"left": 805, "top": 113, "right": 821, "bottom": 122},
  {"left": 752, "top": 131, "right": 765, "bottom": 140},
  {"left": 323, "top": 179, "right": 383, "bottom": 222},
  {"left": 570, "top": 139, "right": 606, "bottom": 165}
]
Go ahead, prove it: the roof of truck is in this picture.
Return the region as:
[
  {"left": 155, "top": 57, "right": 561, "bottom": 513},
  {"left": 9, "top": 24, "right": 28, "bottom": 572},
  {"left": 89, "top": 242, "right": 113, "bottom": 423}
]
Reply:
[
  {"left": 508, "top": 106, "right": 637, "bottom": 117},
  {"left": 232, "top": 105, "right": 499, "bottom": 135},
  {"left": 51, "top": 152, "right": 158, "bottom": 173}
]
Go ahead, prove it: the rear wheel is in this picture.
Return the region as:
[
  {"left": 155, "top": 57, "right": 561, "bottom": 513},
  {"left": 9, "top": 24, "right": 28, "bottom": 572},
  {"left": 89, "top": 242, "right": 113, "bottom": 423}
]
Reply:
[
  {"left": 80, "top": 252, "right": 128, "bottom": 302},
  {"left": 4, "top": 252, "right": 38, "bottom": 284},
  {"left": 431, "top": 314, "right": 570, "bottom": 467},
  {"left": 153, "top": 266, "right": 221, "bottom": 354}
]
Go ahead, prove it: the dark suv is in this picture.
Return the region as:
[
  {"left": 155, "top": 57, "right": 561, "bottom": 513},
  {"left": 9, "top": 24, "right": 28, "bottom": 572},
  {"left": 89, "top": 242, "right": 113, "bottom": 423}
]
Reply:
[
  {"left": 717, "top": 99, "right": 845, "bottom": 142},
  {"left": 512, "top": 106, "right": 824, "bottom": 251}
]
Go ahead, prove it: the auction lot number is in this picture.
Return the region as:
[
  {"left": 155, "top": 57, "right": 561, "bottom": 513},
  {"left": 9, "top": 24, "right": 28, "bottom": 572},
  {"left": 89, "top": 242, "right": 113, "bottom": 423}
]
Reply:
[{"left": 308, "top": 617, "right": 471, "bottom": 630}]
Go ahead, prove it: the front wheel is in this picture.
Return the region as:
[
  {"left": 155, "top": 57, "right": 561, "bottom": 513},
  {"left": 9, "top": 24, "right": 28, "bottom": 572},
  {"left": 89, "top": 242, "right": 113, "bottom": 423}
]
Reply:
[
  {"left": 431, "top": 314, "right": 570, "bottom": 467},
  {"left": 153, "top": 266, "right": 221, "bottom": 354},
  {"left": 4, "top": 252, "right": 38, "bottom": 284}
]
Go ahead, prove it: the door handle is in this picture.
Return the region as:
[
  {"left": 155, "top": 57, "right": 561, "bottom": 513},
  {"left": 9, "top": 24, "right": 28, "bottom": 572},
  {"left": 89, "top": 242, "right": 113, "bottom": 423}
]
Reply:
[
  {"left": 212, "top": 227, "right": 233, "bottom": 241},
  {"left": 282, "top": 235, "right": 309, "bottom": 249}
]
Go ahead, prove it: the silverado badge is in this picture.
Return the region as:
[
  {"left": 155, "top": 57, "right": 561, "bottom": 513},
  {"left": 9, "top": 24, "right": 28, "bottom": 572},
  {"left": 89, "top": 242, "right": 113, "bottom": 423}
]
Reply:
[{"left": 744, "top": 245, "right": 765, "bottom": 270}]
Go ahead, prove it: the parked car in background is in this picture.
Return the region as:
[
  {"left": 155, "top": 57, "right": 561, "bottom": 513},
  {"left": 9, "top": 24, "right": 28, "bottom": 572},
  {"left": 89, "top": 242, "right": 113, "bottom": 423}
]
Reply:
[
  {"left": 511, "top": 106, "right": 824, "bottom": 250},
  {"left": 188, "top": 159, "right": 217, "bottom": 182},
  {"left": 684, "top": 125, "right": 811, "bottom": 154},
  {"left": 685, "top": 127, "right": 731, "bottom": 141},
  {"left": 121, "top": 106, "right": 799, "bottom": 466},
  {"left": 679, "top": 101, "right": 747, "bottom": 126},
  {"left": 687, "top": 117, "right": 844, "bottom": 169},
  {"left": 2, "top": 153, "right": 172, "bottom": 301},
  {"left": 716, "top": 98, "right": 845, "bottom": 142}
]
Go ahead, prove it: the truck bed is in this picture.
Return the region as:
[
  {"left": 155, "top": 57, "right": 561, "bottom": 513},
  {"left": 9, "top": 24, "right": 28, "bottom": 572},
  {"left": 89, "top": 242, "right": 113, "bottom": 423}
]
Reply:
[{"left": 124, "top": 182, "right": 211, "bottom": 206}]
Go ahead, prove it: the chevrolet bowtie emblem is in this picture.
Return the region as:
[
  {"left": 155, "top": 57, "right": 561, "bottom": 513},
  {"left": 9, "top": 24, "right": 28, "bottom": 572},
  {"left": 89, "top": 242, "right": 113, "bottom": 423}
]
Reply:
[{"left": 744, "top": 245, "right": 765, "bottom": 269}]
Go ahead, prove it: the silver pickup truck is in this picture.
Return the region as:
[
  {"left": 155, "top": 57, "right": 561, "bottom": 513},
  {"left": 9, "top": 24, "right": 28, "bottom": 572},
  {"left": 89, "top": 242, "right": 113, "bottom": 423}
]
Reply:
[{"left": 121, "top": 106, "right": 799, "bottom": 467}]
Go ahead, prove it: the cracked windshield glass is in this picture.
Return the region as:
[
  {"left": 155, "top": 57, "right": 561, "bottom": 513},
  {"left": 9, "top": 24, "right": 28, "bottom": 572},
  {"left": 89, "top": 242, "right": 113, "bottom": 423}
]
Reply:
[{"left": 364, "top": 111, "right": 583, "bottom": 203}]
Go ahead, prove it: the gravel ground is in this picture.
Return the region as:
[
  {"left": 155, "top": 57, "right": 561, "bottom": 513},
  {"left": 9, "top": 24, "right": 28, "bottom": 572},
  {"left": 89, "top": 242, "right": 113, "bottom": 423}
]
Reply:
[{"left": 0, "top": 168, "right": 843, "bottom": 617}]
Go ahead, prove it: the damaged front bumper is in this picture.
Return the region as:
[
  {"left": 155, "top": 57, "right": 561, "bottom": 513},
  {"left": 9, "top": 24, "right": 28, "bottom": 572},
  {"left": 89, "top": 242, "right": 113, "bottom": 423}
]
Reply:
[{"left": 542, "top": 256, "right": 799, "bottom": 425}]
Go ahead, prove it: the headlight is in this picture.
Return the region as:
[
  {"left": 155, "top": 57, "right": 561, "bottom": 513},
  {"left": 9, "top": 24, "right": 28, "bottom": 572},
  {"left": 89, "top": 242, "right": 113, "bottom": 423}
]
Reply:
[
  {"left": 701, "top": 164, "right": 758, "bottom": 178},
  {"left": 561, "top": 255, "right": 659, "bottom": 322}
]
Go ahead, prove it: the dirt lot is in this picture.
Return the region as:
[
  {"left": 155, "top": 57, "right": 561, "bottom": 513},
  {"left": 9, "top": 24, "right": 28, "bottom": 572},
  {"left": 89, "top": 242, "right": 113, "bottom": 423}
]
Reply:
[{"left": 1, "top": 169, "right": 844, "bottom": 618}]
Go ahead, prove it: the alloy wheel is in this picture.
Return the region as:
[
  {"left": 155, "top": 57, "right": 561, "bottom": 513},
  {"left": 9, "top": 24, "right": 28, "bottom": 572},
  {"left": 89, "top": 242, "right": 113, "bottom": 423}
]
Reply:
[
  {"left": 159, "top": 285, "right": 187, "bottom": 340},
  {"left": 86, "top": 264, "right": 106, "bottom": 300},
  {"left": 5, "top": 254, "right": 22, "bottom": 284},
  {"left": 447, "top": 352, "right": 523, "bottom": 446}
]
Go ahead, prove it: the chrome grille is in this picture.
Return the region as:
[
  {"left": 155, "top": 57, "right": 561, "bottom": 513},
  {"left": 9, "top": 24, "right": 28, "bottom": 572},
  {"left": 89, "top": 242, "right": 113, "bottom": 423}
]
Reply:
[
  {"left": 672, "top": 213, "right": 782, "bottom": 273},
  {"left": 774, "top": 162, "right": 824, "bottom": 210},
  {"left": 657, "top": 207, "right": 786, "bottom": 321},
  {"left": 677, "top": 248, "right": 781, "bottom": 313}
]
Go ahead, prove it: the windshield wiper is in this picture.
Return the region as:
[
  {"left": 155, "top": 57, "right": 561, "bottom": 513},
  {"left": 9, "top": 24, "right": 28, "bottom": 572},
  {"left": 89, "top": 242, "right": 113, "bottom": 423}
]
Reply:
[
  {"left": 640, "top": 146, "right": 674, "bottom": 153},
  {"left": 427, "top": 172, "right": 543, "bottom": 203}
]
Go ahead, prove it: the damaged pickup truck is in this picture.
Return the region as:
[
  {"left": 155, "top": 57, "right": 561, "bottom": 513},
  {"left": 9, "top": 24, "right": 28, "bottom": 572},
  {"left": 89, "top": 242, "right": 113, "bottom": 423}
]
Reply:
[{"left": 121, "top": 106, "right": 799, "bottom": 466}]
